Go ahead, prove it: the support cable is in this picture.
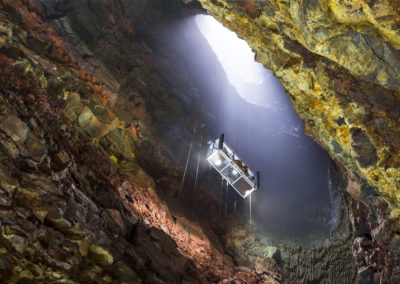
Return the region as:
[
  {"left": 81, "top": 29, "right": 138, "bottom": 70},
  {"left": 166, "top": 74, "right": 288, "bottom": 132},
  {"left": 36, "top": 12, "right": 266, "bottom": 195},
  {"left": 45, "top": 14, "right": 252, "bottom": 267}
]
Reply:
[{"left": 179, "top": 141, "right": 193, "bottom": 197}]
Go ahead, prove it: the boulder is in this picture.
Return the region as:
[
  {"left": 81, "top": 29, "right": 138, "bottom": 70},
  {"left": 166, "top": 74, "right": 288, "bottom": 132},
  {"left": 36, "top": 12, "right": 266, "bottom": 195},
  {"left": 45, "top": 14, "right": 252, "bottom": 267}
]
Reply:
[
  {"left": 2, "top": 115, "right": 29, "bottom": 143},
  {"left": 88, "top": 244, "right": 114, "bottom": 266}
]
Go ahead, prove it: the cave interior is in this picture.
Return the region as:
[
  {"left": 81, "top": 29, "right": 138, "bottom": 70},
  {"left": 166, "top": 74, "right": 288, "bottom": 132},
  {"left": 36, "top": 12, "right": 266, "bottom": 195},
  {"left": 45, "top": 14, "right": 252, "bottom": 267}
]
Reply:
[{"left": 0, "top": 0, "right": 399, "bottom": 283}]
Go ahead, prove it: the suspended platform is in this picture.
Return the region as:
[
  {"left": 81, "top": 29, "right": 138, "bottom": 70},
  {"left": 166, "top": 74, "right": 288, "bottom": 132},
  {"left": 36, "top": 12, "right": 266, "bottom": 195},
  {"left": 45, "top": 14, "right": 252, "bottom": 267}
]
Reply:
[{"left": 207, "top": 134, "right": 260, "bottom": 198}]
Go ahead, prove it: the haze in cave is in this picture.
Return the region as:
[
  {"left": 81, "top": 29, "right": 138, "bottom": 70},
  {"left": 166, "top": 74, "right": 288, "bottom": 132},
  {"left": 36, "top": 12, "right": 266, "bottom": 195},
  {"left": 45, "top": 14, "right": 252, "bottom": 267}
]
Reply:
[{"left": 177, "top": 15, "right": 338, "bottom": 241}]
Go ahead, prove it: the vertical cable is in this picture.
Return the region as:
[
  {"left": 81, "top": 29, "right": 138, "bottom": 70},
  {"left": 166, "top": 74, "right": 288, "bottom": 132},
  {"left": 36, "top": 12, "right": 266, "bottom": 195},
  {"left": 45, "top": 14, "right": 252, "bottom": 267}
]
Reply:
[
  {"left": 246, "top": 102, "right": 250, "bottom": 161},
  {"left": 194, "top": 152, "right": 200, "bottom": 193},
  {"left": 179, "top": 141, "right": 193, "bottom": 197},
  {"left": 249, "top": 194, "right": 252, "bottom": 223},
  {"left": 233, "top": 199, "right": 236, "bottom": 243},
  {"left": 225, "top": 183, "right": 228, "bottom": 216}
]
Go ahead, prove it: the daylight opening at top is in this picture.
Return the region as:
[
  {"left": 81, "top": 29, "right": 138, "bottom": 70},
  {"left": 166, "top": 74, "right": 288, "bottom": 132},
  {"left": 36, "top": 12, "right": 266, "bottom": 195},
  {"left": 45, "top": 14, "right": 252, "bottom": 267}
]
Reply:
[
  {"left": 195, "top": 15, "right": 278, "bottom": 108},
  {"left": 190, "top": 14, "right": 337, "bottom": 240}
]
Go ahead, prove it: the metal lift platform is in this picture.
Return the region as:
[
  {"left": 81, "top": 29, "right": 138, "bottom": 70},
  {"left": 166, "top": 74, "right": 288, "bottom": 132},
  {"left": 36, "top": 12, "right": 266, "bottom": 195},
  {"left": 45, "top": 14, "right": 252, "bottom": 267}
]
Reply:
[{"left": 207, "top": 134, "right": 260, "bottom": 198}]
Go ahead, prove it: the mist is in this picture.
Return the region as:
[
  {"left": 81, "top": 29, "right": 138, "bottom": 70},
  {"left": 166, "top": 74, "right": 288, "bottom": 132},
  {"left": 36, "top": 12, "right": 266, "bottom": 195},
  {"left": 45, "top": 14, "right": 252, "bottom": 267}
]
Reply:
[
  {"left": 195, "top": 15, "right": 280, "bottom": 109},
  {"left": 164, "top": 15, "right": 339, "bottom": 241}
]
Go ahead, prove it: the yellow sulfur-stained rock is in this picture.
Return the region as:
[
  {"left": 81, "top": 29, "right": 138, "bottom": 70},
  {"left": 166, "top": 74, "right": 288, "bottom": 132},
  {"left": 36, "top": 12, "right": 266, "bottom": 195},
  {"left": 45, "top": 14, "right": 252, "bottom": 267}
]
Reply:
[
  {"left": 88, "top": 245, "right": 114, "bottom": 266},
  {"left": 197, "top": 0, "right": 400, "bottom": 221}
]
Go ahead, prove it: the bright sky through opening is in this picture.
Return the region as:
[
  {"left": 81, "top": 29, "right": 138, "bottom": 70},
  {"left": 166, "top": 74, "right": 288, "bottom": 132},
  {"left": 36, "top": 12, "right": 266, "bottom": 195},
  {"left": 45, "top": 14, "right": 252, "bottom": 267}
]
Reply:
[
  {"left": 190, "top": 15, "right": 336, "bottom": 239},
  {"left": 195, "top": 15, "right": 274, "bottom": 107}
]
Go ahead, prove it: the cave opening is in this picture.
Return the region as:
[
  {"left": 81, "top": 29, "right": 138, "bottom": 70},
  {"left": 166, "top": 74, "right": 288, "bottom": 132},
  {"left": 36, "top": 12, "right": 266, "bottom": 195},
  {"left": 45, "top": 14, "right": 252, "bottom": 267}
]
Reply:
[{"left": 174, "top": 14, "right": 341, "bottom": 244}]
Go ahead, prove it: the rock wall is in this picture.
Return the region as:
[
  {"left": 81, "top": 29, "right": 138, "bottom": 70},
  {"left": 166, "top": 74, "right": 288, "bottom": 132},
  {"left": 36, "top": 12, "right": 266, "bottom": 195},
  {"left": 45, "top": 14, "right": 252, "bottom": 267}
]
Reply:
[
  {"left": 0, "top": 0, "right": 262, "bottom": 282},
  {"left": 0, "top": 83, "right": 201, "bottom": 283},
  {"left": 196, "top": 0, "right": 400, "bottom": 282}
]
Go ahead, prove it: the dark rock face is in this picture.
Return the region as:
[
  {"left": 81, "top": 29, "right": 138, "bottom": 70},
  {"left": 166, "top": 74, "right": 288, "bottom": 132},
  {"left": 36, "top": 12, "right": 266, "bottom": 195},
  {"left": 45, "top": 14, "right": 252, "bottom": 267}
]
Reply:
[
  {"left": 344, "top": 173, "right": 400, "bottom": 283},
  {"left": 351, "top": 128, "right": 378, "bottom": 168}
]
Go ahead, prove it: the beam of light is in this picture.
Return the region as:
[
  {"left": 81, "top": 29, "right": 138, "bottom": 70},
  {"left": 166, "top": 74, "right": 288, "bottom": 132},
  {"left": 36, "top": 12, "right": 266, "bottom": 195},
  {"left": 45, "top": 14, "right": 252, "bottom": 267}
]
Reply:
[
  {"left": 185, "top": 15, "right": 336, "bottom": 240},
  {"left": 195, "top": 15, "right": 284, "bottom": 108}
]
